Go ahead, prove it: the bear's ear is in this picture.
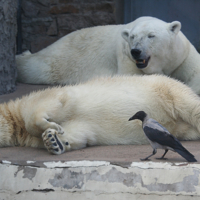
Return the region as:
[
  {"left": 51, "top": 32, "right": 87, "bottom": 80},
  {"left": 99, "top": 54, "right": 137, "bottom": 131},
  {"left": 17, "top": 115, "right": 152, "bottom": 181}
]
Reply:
[
  {"left": 168, "top": 21, "right": 181, "bottom": 35},
  {"left": 121, "top": 29, "right": 130, "bottom": 42}
]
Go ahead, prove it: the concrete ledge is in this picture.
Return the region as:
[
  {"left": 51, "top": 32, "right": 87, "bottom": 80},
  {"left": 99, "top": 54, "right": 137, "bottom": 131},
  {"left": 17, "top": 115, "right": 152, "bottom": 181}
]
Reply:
[
  {"left": 1, "top": 160, "right": 200, "bottom": 199},
  {"left": 1, "top": 193, "right": 199, "bottom": 200}
]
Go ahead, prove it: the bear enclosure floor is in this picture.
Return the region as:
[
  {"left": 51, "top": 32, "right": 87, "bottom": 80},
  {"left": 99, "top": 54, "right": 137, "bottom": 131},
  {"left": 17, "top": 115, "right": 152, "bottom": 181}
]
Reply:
[{"left": 0, "top": 83, "right": 200, "bottom": 167}]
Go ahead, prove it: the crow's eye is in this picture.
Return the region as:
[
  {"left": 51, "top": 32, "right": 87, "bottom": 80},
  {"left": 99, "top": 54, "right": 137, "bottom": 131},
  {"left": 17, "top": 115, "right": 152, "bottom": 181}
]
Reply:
[{"left": 148, "top": 34, "right": 155, "bottom": 38}]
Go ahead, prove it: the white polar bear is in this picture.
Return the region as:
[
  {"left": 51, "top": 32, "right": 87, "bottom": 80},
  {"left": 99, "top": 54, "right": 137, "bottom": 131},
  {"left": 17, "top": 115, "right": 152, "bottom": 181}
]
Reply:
[
  {"left": 16, "top": 17, "right": 200, "bottom": 94},
  {"left": 121, "top": 17, "right": 200, "bottom": 95},
  {"left": 1, "top": 75, "right": 200, "bottom": 155}
]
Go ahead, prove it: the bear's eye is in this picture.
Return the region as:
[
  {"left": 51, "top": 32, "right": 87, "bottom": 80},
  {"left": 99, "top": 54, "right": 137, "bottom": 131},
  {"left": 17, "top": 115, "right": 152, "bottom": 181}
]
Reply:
[
  {"left": 148, "top": 34, "right": 155, "bottom": 38},
  {"left": 130, "top": 35, "right": 135, "bottom": 40}
]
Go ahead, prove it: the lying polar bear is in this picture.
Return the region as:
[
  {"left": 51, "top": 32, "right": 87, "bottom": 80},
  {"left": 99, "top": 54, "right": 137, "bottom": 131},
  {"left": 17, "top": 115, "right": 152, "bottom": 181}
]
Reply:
[
  {"left": 16, "top": 16, "right": 200, "bottom": 94},
  {"left": 1, "top": 75, "right": 200, "bottom": 154}
]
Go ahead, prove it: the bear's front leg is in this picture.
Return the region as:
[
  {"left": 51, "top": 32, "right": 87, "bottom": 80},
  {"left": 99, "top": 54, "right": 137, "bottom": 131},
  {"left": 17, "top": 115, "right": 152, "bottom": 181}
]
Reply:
[
  {"left": 42, "top": 128, "right": 71, "bottom": 155},
  {"left": 36, "top": 118, "right": 65, "bottom": 135}
]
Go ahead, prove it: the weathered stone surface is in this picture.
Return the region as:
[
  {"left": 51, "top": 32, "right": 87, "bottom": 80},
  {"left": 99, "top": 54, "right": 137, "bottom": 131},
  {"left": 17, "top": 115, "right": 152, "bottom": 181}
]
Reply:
[
  {"left": 83, "top": 2, "right": 114, "bottom": 13},
  {"left": 58, "top": 0, "right": 76, "bottom": 3},
  {"left": 51, "top": 0, "right": 59, "bottom": 5},
  {"left": 1, "top": 192, "right": 200, "bottom": 200},
  {"left": 1, "top": 161, "right": 200, "bottom": 199},
  {"left": 57, "top": 15, "right": 92, "bottom": 31},
  {"left": 37, "top": 0, "right": 50, "bottom": 7},
  {"left": 57, "top": 13, "right": 115, "bottom": 33},
  {"left": 47, "top": 19, "right": 58, "bottom": 36},
  {"left": 50, "top": 4, "right": 79, "bottom": 14},
  {"left": 22, "top": 1, "right": 39, "bottom": 17},
  {"left": 0, "top": 0, "right": 17, "bottom": 94},
  {"left": 31, "top": 36, "right": 59, "bottom": 53},
  {"left": 20, "top": 0, "right": 116, "bottom": 53}
]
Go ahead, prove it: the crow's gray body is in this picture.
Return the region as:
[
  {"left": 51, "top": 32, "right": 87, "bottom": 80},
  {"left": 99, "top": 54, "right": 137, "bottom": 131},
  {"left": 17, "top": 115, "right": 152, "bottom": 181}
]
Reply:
[{"left": 129, "top": 111, "right": 197, "bottom": 162}]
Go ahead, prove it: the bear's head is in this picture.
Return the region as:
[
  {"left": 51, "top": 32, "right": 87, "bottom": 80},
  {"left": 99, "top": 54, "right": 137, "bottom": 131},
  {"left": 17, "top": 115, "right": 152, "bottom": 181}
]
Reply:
[{"left": 121, "top": 17, "right": 186, "bottom": 75}]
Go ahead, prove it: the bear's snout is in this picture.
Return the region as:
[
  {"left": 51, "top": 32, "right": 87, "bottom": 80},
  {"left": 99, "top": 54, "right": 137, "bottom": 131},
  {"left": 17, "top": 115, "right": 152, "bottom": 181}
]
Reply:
[{"left": 131, "top": 49, "right": 141, "bottom": 59}]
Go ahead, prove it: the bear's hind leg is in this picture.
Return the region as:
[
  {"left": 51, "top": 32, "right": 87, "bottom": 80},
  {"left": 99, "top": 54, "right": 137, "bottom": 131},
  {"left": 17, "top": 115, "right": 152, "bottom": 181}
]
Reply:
[
  {"left": 22, "top": 135, "right": 45, "bottom": 148},
  {"left": 172, "top": 88, "right": 200, "bottom": 139}
]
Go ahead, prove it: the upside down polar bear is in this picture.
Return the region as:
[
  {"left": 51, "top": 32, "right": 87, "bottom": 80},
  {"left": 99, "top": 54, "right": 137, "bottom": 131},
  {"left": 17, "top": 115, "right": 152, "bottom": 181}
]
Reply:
[
  {"left": 1, "top": 75, "right": 200, "bottom": 154},
  {"left": 16, "top": 16, "right": 200, "bottom": 94}
]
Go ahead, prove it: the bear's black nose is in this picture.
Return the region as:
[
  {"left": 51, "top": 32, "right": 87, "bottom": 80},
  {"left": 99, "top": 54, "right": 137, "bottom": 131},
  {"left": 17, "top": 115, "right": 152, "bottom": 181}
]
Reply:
[{"left": 131, "top": 49, "right": 141, "bottom": 59}]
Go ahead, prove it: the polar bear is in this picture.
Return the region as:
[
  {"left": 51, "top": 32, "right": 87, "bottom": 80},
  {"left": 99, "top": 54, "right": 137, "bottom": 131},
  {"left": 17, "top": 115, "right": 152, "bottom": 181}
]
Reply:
[
  {"left": 121, "top": 17, "right": 200, "bottom": 95},
  {"left": 16, "top": 16, "right": 200, "bottom": 94},
  {"left": 1, "top": 75, "right": 200, "bottom": 155}
]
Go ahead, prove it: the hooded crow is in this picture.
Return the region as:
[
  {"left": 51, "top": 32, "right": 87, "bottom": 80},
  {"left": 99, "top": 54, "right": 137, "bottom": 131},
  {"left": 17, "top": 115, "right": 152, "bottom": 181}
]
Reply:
[{"left": 129, "top": 111, "right": 197, "bottom": 162}]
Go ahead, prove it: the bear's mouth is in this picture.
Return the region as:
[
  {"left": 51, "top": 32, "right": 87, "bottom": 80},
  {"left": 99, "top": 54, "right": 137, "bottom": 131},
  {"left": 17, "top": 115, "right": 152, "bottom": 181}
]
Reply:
[{"left": 135, "top": 57, "right": 150, "bottom": 69}]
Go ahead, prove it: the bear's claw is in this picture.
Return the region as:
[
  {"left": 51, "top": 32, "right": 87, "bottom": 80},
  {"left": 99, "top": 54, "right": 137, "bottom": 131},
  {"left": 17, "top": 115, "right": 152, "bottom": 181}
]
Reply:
[{"left": 42, "top": 128, "right": 66, "bottom": 154}]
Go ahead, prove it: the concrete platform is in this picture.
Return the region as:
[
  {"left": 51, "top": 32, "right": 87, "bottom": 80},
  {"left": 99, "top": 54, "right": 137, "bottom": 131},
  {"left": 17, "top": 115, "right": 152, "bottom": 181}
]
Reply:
[{"left": 0, "top": 83, "right": 200, "bottom": 199}]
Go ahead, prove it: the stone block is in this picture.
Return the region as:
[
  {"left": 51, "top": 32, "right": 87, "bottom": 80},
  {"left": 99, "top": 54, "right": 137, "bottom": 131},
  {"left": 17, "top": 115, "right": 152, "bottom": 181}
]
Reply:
[
  {"left": 83, "top": 2, "right": 114, "bottom": 13},
  {"left": 22, "top": 1, "right": 39, "bottom": 18},
  {"left": 84, "top": 13, "right": 115, "bottom": 26},
  {"left": 50, "top": 4, "right": 79, "bottom": 14},
  {"left": 59, "top": 0, "right": 74, "bottom": 3},
  {"left": 50, "top": 0, "right": 58, "bottom": 5},
  {"left": 47, "top": 19, "right": 58, "bottom": 36},
  {"left": 37, "top": 0, "right": 50, "bottom": 7},
  {"left": 57, "top": 15, "right": 90, "bottom": 31},
  {"left": 30, "top": 36, "right": 59, "bottom": 52},
  {"left": 58, "top": 29, "right": 72, "bottom": 37}
]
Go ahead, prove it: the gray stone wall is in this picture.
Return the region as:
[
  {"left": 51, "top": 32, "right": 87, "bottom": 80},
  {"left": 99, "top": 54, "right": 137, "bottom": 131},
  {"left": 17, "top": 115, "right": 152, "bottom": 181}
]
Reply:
[
  {"left": 0, "top": 0, "right": 17, "bottom": 95},
  {"left": 21, "top": 0, "right": 117, "bottom": 53}
]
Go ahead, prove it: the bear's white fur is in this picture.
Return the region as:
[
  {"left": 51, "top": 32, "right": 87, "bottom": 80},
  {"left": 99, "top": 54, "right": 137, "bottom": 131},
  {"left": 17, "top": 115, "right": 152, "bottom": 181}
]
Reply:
[
  {"left": 16, "top": 17, "right": 200, "bottom": 94},
  {"left": 1, "top": 75, "right": 200, "bottom": 154}
]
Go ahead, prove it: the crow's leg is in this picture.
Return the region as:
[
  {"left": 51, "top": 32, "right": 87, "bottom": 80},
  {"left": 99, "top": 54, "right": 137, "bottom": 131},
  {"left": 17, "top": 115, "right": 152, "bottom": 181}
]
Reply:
[
  {"left": 140, "top": 149, "right": 157, "bottom": 161},
  {"left": 156, "top": 149, "right": 168, "bottom": 160}
]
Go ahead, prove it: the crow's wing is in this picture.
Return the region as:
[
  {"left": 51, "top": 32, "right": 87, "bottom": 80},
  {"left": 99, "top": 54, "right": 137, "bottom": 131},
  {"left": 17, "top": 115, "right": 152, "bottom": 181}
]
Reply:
[
  {"left": 143, "top": 119, "right": 196, "bottom": 161},
  {"left": 143, "top": 119, "right": 193, "bottom": 155},
  {"left": 143, "top": 125, "right": 177, "bottom": 148}
]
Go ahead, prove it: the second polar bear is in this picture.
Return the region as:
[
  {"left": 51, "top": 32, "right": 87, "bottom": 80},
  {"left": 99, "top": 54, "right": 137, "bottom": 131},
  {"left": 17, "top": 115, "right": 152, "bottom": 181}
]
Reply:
[
  {"left": 1, "top": 75, "right": 200, "bottom": 155},
  {"left": 16, "top": 17, "right": 200, "bottom": 94}
]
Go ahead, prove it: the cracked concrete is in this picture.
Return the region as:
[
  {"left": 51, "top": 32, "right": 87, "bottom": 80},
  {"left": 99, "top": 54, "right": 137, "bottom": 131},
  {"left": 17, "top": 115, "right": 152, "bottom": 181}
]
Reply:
[
  {"left": 1, "top": 161, "right": 200, "bottom": 199},
  {"left": 1, "top": 192, "right": 200, "bottom": 200}
]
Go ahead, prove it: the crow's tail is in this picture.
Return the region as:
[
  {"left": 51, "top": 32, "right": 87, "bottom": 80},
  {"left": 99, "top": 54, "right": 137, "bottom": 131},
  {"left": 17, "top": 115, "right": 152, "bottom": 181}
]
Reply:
[{"left": 175, "top": 149, "right": 197, "bottom": 162}]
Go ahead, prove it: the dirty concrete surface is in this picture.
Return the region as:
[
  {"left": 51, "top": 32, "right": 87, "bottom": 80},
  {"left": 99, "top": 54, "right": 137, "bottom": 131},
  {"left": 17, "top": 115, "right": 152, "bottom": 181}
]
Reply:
[{"left": 1, "top": 83, "right": 200, "bottom": 199}]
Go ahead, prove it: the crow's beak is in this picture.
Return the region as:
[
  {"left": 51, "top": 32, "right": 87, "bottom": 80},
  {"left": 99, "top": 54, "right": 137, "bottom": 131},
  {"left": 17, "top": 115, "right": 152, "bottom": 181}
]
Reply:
[{"left": 128, "top": 115, "right": 136, "bottom": 121}]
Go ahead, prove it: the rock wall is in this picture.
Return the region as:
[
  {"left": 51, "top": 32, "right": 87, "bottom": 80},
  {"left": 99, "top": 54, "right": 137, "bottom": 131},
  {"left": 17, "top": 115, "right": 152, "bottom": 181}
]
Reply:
[
  {"left": 0, "top": 0, "right": 17, "bottom": 95},
  {"left": 20, "top": 0, "right": 117, "bottom": 53}
]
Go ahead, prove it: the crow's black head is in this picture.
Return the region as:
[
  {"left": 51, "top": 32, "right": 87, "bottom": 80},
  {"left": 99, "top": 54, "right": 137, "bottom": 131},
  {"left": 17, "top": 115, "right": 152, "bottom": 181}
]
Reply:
[{"left": 129, "top": 111, "right": 147, "bottom": 122}]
